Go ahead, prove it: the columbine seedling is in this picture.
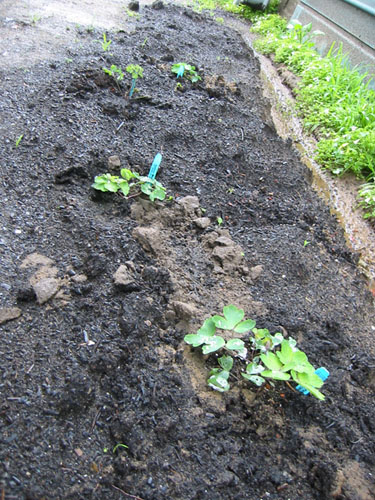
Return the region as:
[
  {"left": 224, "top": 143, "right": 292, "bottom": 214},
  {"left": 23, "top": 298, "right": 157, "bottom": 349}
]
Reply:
[
  {"left": 184, "top": 305, "right": 326, "bottom": 400},
  {"left": 103, "top": 65, "right": 124, "bottom": 90},
  {"left": 113, "top": 443, "right": 128, "bottom": 453},
  {"left": 126, "top": 64, "right": 144, "bottom": 97},
  {"left": 101, "top": 32, "right": 112, "bottom": 52},
  {"left": 92, "top": 168, "right": 166, "bottom": 202},
  {"left": 15, "top": 134, "right": 24, "bottom": 148},
  {"left": 171, "top": 63, "right": 201, "bottom": 83}
]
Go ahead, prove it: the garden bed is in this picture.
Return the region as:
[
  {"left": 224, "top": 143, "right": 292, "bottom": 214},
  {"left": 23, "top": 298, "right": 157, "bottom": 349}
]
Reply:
[{"left": 1, "top": 3, "right": 375, "bottom": 499}]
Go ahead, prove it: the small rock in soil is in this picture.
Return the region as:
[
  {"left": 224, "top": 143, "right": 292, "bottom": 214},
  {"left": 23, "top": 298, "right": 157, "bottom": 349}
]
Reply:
[
  {"left": 20, "top": 253, "right": 54, "bottom": 269},
  {"left": 133, "top": 226, "right": 164, "bottom": 255},
  {"left": 194, "top": 217, "right": 211, "bottom": 229},
  {"left": 177, "top": 195, "right": 200, "bottom": 216},
  {"left": 151, "top": 0, "right": 164, "bottom": 9},
  {"left": 249, "top": 265, "right": 263, "bottom": 281},
  {"left": 32, "top": 277, "right": 61, "bottom": 304},
  {"left": 108, "top": 155, "right": 121, "bottom": 169},
  {"left": 0, "top": 307, "right": 22, "bottom": 324},
  {"left": 128, "top": 0, "right": 139, "bottom": 11},
  {"left": 171, "top": 300, "right": 198, "bottom": 320},
  {"left": 113, "top": 264, "right": 140, "bottom": 292}
]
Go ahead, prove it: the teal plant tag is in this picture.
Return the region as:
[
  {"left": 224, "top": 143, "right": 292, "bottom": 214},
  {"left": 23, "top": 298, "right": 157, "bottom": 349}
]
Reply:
[{"left": 148, "top": 153, "right": 162, "bottom": 180}]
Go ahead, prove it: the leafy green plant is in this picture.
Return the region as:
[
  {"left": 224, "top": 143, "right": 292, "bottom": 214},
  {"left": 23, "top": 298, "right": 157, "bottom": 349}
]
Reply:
[
  {"left": 92, "top": 168, "right": 166, "bottom": 202},
  {"left": 101, "top": 32, "right": 112, "bottom": 51},
  {"left": 216, "top": 216, "right": 223, "bottom": 225},
  {"left": 171, "top": 63, "right": 201, "bottom": 83},
  {"left": 185, "top": 305, "right": 326, "bottom": 400},
  {"left": 251, "top": 14, "right": 375, "bottom": 218},
  {"left": 126, "top": 64, "right": 144, "bottom": 80},
  {"left": 103, "top": 64, "right": 124, "bottom": 82},
  {"left": 357, "top": 181, "right": 375, "bottom": 219}
]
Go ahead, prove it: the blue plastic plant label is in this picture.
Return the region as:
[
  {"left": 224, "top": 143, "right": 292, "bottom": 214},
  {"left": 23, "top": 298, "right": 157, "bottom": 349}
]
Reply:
[
  {"left": 148, "top": 153, "right": 162, "bottom": 180},
  {"left": 296, "top": 367, "right": 330, "bottom": 396}
]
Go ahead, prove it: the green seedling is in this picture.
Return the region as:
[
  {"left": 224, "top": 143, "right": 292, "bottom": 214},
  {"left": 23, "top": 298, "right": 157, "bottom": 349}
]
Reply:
[
  {"left": 15, "top": 134, "right": 23, "bottom": 147},
  {"left": 216, "top": 216, "right": 223, "bottom": 226},
  {"left": 103, "top": 65, "right": 124, "bottom": 81},
  {"left": 175, "top": 82, "right": 183, "bottom": 92},
  {"left": 113, "top": 443, "right": 128, "bottom": 453},
  {"left": 92, "top": 168, "right": 166, "bottom": 202},
  {"left": 303, "top": 240, "right": 310, "bottom": 247},
  {"left": 126, "top": 64, "right": 144, "bottom": 80},
  {"left": 101, "top": 32, "right": 112, "bottom": 51},
  {"left": 125, "top": 9, "right": 140, "bottom": 19},
  {"left": 184, "top": 305, "right": 326, "bottom": 400},
  {"left": 30, "top": 14, "right": 41, "bottom": 25},
  {"left": 126, "top": 64, "right": 143, "bottom": 97},
  {"left": 65, "top": 58, "right": 73, "bottom": 64},
  {"left": 141, "top": 37, "right": 148, "bottom": 48},
  {"left": 171, "top": 63, "right": 201, "bottom": 83}
]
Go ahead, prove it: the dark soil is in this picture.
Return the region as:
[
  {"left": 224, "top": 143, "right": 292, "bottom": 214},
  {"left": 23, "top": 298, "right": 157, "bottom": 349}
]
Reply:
[{"left": 1, "top": 4, "right": 375, "bottom": 500}]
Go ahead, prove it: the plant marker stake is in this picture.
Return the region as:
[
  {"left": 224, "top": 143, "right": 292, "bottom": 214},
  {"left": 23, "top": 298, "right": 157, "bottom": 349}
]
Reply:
[
  {"left": 147, "top": 153, "right": 162, "bottom": 180},
  {"left": 296, "top": 367, "right": 330, "bottom": 396},
  {"left": 176, "top": 64, "right": 185, "bottom": 78},
  {"left": 129, "top": 78, "right": 136, "bottom": 97}
]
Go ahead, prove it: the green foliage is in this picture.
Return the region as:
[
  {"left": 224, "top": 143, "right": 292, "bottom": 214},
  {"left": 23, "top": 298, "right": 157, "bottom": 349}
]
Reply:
[
  {"left": 113, "top": 443, "right": 128, "bottom": 453},
  {"left": 251, "top": 14, "right": 375, "bottom": 218},
  {"left": 171, "top": 63, "right": 201, "bottom": 83},
  {"left": 15, "top": 134, "right": 23, "bottom": 147},
  {"left": 92, "top": 168, "right": 166, "bottom": 202},
  {"left": 357, "top": 182, "right": 375, "bottom": 219},
  {"left": 103, "top": 64, "right": 124, "bottom": 82},
  {"left": 126, "top": 64, "right": 144, "bottom": 80},
  {"left": 101, "top": 33, "right": 112, "bottom": 52},
  {"left": 184, "top": 305, "right": 326, "bottom": 400},
  {"left": 190, "top": 0, "right": 279, "bottom": 20}
]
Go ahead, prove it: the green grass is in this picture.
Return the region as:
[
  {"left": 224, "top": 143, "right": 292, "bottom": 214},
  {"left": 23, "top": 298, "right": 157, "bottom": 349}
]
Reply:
[
  {"left": 251, "top": 15, "right": 375, "bottom": 219},
  {"left": 189, "top": 0, "right": 279, "bottom": 21}
]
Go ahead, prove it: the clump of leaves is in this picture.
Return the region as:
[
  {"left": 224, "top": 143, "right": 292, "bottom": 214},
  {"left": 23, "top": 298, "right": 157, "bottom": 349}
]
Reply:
[
  {"left": 92, "top": 168, "right": 166, "bottom": 202},
  {"left": 357, "top": 181, "right": 375, "bottom": 219},
  {"left": 185, "top": 305, "right": 326, "bottom": 400},
  {"left": 101, "top": 32, "right": 112, "bottom": 52},
  {"left": 171, "top": 63, "right": 201, "bottom": 83},
  {"left": 126, "top": 64, "right": 144, "bottom": 80},
  {"left": 103, "top": 64, "right": 124, "bottom": 82}
]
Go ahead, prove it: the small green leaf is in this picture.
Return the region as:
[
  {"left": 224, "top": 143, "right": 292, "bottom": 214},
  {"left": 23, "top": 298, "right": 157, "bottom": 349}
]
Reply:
[
  {"left": 218, "top": 355, "right": 233, "bottom": 371},
  {"left": 226, "top": 338, "right": 245, "bottom": 351},
  {"left": 208, "top": 371, "right": 230, "bottom": 392},
  {"left": 184, "top": 333, "right": 208, "bottom": 347},
  {"left": 245, "top": 362, "right": 265, "bottom": 375},
  {"left": 197, "top": 317, "right": 216, "bottom": 336},
  {"left": 260, "top": 352, "right": 283, "bottom": 371},
  {"left": 242, "top": 373, "right": 265, "bottom": 386},
  {"left": 121, "top": 168, "right": 136, "bottom": 180},
  {"left": 141, "top": 183, "right": 152, "bottom": 195},
  {"left": 262, "top": 370, "right": 291, "bottom": 381},
  {"left": 202, "top": 336, "right": 225, "bottom": 354},
  {"left": 212, "top": 305, "right": 244, "bottom": 330},
  {"left": 234, "top": 319, "right": 256, "bottom": 333},
  {"left": 276, "top": 340, "right": 294, "bottom": 365}
]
